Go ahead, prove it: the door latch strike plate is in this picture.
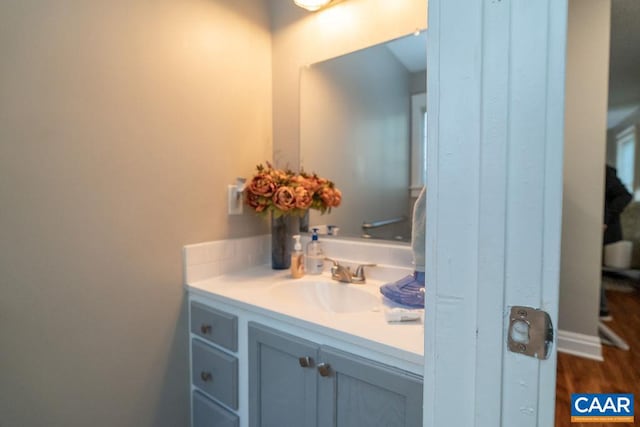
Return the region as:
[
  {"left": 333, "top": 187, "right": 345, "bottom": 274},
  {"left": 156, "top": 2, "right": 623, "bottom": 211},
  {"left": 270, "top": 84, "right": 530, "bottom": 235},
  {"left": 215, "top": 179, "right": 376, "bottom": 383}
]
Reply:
[{"left": 507, "top": 306, "right": 554, "bottom": 360}]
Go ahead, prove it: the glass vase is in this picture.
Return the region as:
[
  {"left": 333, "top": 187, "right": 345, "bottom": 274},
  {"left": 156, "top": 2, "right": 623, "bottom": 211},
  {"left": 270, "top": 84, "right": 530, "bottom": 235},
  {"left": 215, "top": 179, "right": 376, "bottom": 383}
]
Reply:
[
  {"left": 271, "top": 214, "right": 297, "bottom": 270},
  {"left": 299, "top": 210, "right": 310, "bottom": 233}
]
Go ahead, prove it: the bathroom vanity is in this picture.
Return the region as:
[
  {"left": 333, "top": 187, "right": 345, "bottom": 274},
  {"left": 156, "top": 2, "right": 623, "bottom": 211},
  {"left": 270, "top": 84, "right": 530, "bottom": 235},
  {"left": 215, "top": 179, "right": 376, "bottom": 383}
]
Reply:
[{"left": 184, "top": 242, "right": 424, "bottom": 427}]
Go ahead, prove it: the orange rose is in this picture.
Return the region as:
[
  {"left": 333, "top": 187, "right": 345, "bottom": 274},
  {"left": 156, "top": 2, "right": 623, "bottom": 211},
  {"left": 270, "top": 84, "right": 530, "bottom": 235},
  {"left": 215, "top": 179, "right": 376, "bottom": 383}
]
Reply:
[
  {"left": 296, "top": 175, "right": 321, "bottom": 194},
  {"left": 248, "top": 173, "right": 276, "bottom": 197},
  {"left": 246, "top": 191, "right": 269, "bottom": 212},
  {"left": 245, "top": 162, "right": 341, "bottom": 216},
  {"left": 294, "top": 186, "right": 312, "bottom": 210},
  {"left": 321, "top": 187, "right": 342, "bottom": 208},
  {"left": 273, "top": 186, "right": 296, "bottom": 211},
  {"left": 271, "top": 167, "right": 293, "bottom": 183},
  {"left": 314, "top": 177, "right": 328, "bottom": 193}
]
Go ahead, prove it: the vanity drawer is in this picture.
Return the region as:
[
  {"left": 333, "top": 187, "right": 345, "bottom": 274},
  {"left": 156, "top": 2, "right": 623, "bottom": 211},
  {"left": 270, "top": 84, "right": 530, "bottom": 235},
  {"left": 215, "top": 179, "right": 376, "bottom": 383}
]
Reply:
[
  {"left": 190, "top": 302, "right": 238, "bottom": 351},
  {"left": 193, "top": 390, "right": 239, "bottom": 427},
  {"left": 192, "top": 339, "right": 238, "bottom": 410}
]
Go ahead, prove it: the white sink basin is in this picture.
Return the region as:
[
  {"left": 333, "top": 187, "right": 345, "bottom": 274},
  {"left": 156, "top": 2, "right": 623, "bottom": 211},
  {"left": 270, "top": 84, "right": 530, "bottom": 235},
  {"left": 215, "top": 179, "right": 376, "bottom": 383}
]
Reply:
[{"left": 269, "top": 280, "right": 380, "bottom": 313}]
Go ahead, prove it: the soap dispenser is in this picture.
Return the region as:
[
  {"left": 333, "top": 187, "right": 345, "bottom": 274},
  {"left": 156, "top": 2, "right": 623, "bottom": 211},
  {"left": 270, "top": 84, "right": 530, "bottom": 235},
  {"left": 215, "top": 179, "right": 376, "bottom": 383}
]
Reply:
[
  {"left": 306, "top": 228, "right": 324, "bottom": 275},
  {"left": 291, "top": 235, "right": 305, "bottom": 279}
]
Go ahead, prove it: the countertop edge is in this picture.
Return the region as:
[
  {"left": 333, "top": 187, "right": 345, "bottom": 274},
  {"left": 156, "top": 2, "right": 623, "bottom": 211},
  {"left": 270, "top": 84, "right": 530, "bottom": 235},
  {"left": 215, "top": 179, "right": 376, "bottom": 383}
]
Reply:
[{"left": 184, "top": 281, "right": 425, "bottom": 371}]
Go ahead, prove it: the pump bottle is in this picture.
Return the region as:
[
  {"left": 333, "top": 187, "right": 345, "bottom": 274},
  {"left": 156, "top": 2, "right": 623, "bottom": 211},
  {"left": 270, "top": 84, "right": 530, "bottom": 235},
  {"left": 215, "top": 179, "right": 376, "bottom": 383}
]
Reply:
[
  {"left": 291, "top": 235, "right": 305, "bottom": 278},
  {"left": 306, "top": 229, "right": 324, "bottom": 275}
]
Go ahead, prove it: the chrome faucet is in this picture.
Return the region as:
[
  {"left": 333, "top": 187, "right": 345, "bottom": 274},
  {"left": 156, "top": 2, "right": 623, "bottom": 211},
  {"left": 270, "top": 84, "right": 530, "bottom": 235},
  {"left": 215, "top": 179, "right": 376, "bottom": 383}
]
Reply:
[{"left": 324, "top": 258, "right": 376, "bottom": 284}]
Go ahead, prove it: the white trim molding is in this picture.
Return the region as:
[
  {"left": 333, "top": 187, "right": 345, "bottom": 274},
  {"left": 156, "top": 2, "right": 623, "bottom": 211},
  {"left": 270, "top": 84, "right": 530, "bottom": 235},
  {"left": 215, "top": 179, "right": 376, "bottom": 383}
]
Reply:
[
  {"left": 424, "top": 0, "right": 568, "bottom": 425},
  {"left": 557, "top": 329, "right": 603, "bottom": 362}
]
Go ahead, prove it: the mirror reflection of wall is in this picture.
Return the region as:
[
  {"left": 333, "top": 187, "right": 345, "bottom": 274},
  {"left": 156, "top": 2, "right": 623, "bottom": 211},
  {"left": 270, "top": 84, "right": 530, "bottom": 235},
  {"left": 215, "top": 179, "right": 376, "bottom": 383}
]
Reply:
[{"left": 300, "top": 31, "right": 426, "bottom": 241}]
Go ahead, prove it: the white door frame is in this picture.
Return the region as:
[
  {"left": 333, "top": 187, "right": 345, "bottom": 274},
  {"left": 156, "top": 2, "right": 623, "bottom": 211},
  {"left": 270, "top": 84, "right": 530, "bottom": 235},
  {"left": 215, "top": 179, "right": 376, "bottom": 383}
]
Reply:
[{"left": 423, "top": 1, "right": 568, "bottom": 426}]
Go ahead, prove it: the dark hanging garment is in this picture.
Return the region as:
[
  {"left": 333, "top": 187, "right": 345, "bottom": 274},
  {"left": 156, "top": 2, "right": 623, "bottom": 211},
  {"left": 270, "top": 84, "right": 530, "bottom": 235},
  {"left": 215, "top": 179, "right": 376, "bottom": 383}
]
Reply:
[{"left": 603, "top": 165, "right": 632, "bottom": 245}]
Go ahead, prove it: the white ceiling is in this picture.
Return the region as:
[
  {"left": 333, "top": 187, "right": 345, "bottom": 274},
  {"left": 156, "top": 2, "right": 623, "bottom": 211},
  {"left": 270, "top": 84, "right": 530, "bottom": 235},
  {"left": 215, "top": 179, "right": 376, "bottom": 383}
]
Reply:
[{"left": 385, "top": 31, "right": 427, "bottom": 73}]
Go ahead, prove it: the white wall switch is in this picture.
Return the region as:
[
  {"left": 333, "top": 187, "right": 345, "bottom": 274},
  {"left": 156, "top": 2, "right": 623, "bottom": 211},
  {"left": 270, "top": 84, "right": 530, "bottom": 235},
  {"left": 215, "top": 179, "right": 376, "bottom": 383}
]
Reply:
[{"left": 228, "top": 185, "right": 243, "bottom": 215}]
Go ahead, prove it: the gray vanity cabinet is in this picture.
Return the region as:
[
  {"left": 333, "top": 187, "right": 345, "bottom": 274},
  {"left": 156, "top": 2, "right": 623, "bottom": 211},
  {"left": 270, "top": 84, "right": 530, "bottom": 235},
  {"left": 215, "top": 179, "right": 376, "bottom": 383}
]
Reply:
[
  {"left": 317, "top": 347, "right": 423, "bottom": 427},
  {"left": 190, "top": 302, "right": 239, "bottom": 427},
  {"left": 191, "top": 301, "right": 238, "bottom": 351},
  {"left": 248, "top": 322, "right": 423, "bottom": 427},
  {"left": 249, "top": 322, "right": 319, "bottom": 427},
  {"left": 193, "top": 391, "right": 239, "bottom": 427}
]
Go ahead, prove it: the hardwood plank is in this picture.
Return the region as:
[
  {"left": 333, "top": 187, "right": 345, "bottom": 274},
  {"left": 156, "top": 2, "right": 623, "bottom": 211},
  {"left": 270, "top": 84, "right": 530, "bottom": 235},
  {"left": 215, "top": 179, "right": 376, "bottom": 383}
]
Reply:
[{"left": 555, "top": 286, "right": 640, "bottom": 426}]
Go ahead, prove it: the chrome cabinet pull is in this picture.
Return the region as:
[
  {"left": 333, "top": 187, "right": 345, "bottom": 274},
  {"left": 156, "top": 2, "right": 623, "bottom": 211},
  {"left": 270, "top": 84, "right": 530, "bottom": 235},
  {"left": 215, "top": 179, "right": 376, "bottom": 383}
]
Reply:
[
  {"left": 200, "top": 371, "right": 213, "bottom": 382},
  {"left": 200, "top": 324, "right": 212, "bottom": 334},
  {"left": 317, "top": 363, "right": 331, "bottom": 377},
  {"left": 298, "top": 356, "right": 312, "bottom": 368}
]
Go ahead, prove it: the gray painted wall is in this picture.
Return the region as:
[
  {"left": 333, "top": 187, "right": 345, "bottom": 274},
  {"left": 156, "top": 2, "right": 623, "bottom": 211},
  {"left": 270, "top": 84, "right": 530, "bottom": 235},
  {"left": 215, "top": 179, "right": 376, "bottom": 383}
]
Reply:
[
  {"left": 0, "top": 1, "right": 272, "bottom": 426},
  {"left": 560, "top": 0, "right": 611, "bottom": 338},
  {"left": 269, "top": 0, "right": 428, "bottom": 170},
  {"left": 410, "top": 70, "right": 427, "bottom": 95}
]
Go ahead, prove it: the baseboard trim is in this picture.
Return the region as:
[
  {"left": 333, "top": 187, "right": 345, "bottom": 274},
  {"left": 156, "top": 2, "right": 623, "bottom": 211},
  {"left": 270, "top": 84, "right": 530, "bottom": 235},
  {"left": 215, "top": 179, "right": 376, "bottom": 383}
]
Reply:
[{"left": 557, "top": 329, "right": 603, "bottom": 361}]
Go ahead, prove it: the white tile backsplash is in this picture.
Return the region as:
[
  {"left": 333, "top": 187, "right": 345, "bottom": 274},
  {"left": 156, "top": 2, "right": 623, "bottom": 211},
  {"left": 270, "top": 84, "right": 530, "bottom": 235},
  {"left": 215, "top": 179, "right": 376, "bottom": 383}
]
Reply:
[
  {"left": 183, "top": 235, "right": 270, "bottom": 284},
  {"left": 185, "top": 262, "right": 220, "bottom": 283},
  {"left": 183, "top": 235, "right": 413, "bottom": 284},
  {"left": 302, "top": 237, "right": 414, "bottom": 268}
]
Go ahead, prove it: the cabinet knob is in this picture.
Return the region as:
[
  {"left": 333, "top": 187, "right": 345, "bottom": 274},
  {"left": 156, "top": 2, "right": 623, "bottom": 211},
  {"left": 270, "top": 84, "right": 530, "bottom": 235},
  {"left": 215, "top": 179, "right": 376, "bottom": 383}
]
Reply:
[
  {"left": 298, "top": 356, "right": 313, "bottom": 368},
  {"left": 200, "top": 371, "right": 213, "bottom": 382},
  {"left": 200, "top": 324, "right": 212, "bottom": 334},
  {"left": 317, "top": 363, "right": 331, "bottom": 377}
]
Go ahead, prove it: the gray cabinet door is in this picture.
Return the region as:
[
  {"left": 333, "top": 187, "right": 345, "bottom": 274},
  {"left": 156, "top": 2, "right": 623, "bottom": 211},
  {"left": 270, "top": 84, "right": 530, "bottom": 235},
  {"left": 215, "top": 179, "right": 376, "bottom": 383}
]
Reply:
[
  {"left": 248, "top": 322, "right": 319, "bottom": 427},
  {"left": 317, "top": 346, "right": 423, "bottom": 427},
  {"left": 193, "top": 391, "right": 239, "bottom": 427}
]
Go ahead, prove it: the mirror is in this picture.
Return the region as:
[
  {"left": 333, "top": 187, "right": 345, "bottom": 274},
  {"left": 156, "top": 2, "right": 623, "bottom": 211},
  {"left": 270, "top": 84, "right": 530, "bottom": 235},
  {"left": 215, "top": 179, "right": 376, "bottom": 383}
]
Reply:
[{"left": 300, "top": 31, "right": 427, "bottom": 241}]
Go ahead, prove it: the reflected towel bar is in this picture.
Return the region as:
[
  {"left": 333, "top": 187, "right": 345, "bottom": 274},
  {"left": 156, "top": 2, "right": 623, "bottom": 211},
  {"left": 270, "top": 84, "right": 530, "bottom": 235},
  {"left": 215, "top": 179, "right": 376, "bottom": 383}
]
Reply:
[{"left": 362, "top": 216, "right": 407, "bottom": 230}]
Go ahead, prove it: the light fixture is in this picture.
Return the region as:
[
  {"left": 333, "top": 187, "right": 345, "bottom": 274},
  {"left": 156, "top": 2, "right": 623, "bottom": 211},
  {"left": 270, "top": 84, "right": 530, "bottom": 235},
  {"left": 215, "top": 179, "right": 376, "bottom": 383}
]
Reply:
[{"left": 294, "top": 0, "right": 333, "bottom": 12}]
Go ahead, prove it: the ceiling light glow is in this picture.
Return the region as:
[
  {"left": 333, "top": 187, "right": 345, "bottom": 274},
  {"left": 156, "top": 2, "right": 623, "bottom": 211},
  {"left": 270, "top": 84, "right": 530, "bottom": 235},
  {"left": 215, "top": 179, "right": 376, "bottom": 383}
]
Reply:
[{"left": 294, "top": 0, "right": 333, "bottom": 12}]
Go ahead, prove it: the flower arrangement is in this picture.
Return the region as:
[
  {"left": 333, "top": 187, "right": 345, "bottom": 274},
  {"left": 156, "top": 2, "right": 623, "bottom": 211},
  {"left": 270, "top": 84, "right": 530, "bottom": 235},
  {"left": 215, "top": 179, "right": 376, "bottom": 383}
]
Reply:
[{"left": 245, "top": 162, "right": 342, "bottom": 218}]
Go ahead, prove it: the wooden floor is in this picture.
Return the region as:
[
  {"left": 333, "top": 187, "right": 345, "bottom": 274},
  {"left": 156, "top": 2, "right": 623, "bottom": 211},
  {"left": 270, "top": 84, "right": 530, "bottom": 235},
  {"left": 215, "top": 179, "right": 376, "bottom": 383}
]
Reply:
[{"left": 554, "top": 283, "right": 640, "bottom": 426}]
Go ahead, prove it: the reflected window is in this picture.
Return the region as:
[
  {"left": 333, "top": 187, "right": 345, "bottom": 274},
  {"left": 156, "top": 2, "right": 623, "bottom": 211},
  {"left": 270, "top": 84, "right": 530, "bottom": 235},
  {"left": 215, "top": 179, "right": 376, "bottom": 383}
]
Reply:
[
  {"left": 411, "top": 92, "right": 427, "bottom": 198},
  {"left": 615, "top": 125, "right": 638, "bottom": 194}
]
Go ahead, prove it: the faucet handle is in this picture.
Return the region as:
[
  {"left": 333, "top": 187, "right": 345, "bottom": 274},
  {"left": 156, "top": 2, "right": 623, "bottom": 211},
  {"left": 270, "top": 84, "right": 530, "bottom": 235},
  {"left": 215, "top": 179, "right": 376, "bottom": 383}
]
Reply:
[
  {"left": 324, "top": 257, "right": 342, "bottom": 278},
  {"left": 324, "top": 257, "right": 339, "bottom": 267},
  {"left": 352, "top": 263, "right": 377, "bottom": 283}
]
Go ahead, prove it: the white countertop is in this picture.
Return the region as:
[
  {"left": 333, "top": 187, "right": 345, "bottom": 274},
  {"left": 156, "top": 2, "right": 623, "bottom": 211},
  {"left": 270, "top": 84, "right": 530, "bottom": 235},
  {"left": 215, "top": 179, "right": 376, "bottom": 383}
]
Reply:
[{"left": 185, "top": 264, "right": 425, "bottom": 368}]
